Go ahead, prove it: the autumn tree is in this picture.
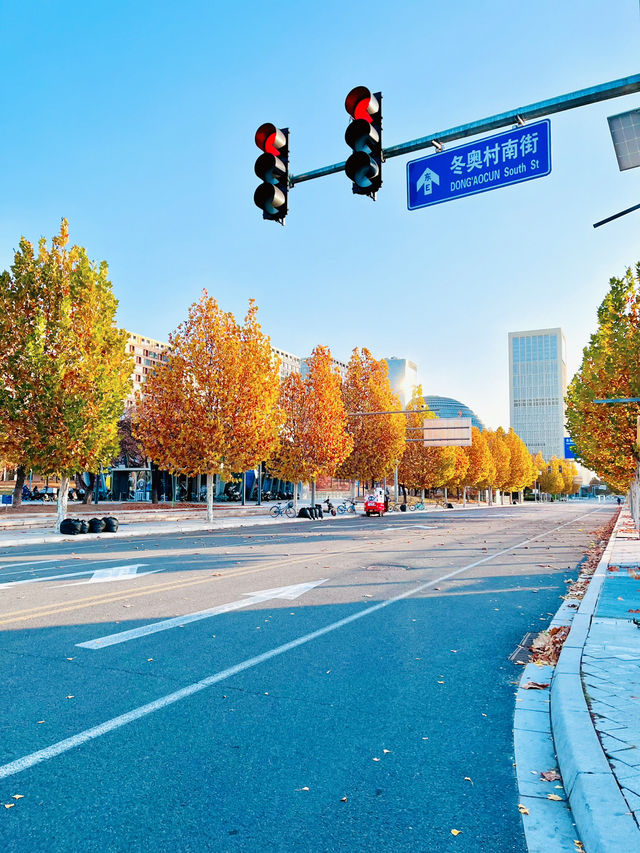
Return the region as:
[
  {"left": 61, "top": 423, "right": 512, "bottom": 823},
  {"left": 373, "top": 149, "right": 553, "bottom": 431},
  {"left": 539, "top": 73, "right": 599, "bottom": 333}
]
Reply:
[
  {"left": 398, "top": 389, "right": 457, "bottom": 495},
  {"left": 484, "top": 428, "right": 511, "bottom": 503},
  {"left": 445, "top": 446, "right": 470, "bottom": 498},
  {"left": 566, "top": 262, "right": 640, "bottom": 493},
  {"left": 0, "top": 221, "right": 132, "bottom": 528},
  {"left": 268, "top": 346, "right": 353, "bottom": 505},
  {"left": 561, "top": 460, "right": 580, "bottom": 496},
  {"left": 503, "top": 429, "right": 536, "bottom": 497},
  {"left": 462, "top": 426, "right": 493, "bottom": 503},
  {"left": 539, "top": 456, "right": 565, "bottom": 496},
  {"left": 134, "top": 293, "right": 282, "bottom": 521},
  {"left": 336, "top": 348, "right": 406, "bottom": 486}
]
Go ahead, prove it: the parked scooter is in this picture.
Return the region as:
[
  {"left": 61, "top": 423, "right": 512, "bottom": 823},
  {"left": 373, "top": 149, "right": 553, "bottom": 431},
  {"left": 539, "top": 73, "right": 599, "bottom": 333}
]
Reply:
[{"left": 323, "top": 497, "right": 337, "bottom": 517}]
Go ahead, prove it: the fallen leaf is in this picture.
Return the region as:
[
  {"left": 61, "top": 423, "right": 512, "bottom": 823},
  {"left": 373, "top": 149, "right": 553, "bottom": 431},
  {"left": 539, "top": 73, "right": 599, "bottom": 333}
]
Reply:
[
  {"left": 340, "top": 796, "right": 348, "bottom": 802},
  {"left": 464, "top": 777, "right": 473, "bottom": 785},
  {"left": 4, "top": 803, "right": 14, "bottom": 809},
  {"left": 547, "top": 794, "right": 562, "bottom": 801},
  {"left": 66, "top": 657, "right": 74, "bottom": 661},
  {"left": 295, "top": 786, "right": 309, "bottom": 792},
  {"left": 66, "top": 695, "right": 74, "bottom": 699},
  {"left": 37, "top": 720, "right": 45, "bottom": 724},
  {"left": 518, "top": 804, "right": 529, "bottom": 815},
  {"left": 540, "top": 770, "right": 562, "bottom": 782},
  {"left": 522, "top": 682, "right": 550, "bottom": 690},
  {"left": 372, "top": 757, "right": 380, "bottom": 762},
  {"left": 147, "top": 658, "right": 154, "bottom": 662},
  {"left": 383, "top": 749, "right": 391, "bottom": 754},
  {"left": 450, "top": 829, "right": 461, "bottom": 836},
  {"left": 11, "top": 795, "right": 23, "bottom": 800}
]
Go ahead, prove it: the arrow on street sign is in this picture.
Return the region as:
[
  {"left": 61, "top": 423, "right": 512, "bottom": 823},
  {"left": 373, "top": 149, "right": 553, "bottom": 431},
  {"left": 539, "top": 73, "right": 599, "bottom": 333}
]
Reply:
[
  {"left": 76, "top": 579, "right": 329, "bottom": 649},
  {"left": 416, "top": 166, "right": 440, "bottom": 195}
]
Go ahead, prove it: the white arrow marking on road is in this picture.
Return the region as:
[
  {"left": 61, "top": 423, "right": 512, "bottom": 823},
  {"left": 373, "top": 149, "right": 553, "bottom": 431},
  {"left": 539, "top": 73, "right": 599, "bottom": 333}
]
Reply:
[
  {"left": 60, "top": 565, "right": 160, "bottom": 586},
  {"left": 76, "top": 579, "right": 329, "bottom": 650},
  {"left": 0, "top": 564, "right": 151, "bottom": 590},
  {"left": 416, "top": 166, "right": 440, "bottom": 195}
]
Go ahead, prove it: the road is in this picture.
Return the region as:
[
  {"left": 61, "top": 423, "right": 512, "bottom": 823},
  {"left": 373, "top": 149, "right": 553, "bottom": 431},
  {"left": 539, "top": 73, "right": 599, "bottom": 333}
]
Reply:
[{"left": 0, "top": 502, "right": 614, "bottom": 852}]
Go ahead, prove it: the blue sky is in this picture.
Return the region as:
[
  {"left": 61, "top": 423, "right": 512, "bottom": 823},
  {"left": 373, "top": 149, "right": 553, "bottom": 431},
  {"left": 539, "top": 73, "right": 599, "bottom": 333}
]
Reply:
[{"left": 1, "top": 0, "right": 639, "bottom": 429}]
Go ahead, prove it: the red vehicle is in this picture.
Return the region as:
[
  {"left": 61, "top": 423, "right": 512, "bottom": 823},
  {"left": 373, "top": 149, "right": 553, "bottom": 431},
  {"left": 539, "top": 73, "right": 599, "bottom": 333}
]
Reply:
[{"left": 364, "top": 490, "right": 387, "bottom": 517}]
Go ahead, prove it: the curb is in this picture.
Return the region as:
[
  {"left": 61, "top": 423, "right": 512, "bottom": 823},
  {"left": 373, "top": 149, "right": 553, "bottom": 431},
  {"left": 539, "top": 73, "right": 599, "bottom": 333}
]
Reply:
[{"left": 550, "top": 512, "right": 640, "bottom": 852}]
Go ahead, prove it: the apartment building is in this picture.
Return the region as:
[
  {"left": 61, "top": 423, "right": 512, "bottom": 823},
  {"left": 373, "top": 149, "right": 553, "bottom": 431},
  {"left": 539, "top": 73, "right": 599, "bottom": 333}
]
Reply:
[{"left": 124, "top": 331, "right": 170, "bottom": 409}]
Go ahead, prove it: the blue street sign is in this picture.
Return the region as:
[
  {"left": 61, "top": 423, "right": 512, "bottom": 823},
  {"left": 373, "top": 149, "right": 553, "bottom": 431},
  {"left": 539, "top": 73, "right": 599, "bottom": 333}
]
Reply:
[
  {"left": 564, "top": 436, "right": 576, "bottom": 459},
  {"left": 407, "top": 119, "right": 551, "bottom": 210}
]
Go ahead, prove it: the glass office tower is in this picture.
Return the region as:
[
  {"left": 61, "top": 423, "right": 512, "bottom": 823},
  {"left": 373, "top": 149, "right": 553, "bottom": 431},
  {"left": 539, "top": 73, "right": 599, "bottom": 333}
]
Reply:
[{"left": 509, "top": 328, "right": 567, "bottom": 460}]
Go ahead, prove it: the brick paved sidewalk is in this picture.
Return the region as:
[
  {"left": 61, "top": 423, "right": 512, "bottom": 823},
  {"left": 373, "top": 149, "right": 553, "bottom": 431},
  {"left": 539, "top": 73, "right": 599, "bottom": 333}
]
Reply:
[{"left": 582, "top": 507, "right": 640, "bottom": 828}]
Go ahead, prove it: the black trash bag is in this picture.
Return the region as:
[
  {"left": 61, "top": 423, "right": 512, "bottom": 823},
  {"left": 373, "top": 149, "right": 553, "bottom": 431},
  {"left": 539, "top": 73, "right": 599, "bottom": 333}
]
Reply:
[
  {"left": 400, "top": 503, "right": 407, "bottom": 512},
  {"left": 79, "top": 519, "right": 90, "bottom": 534},
  {"left": 298, "top": 507, "right": 310, "bottom": 519},
  {"left": 315, "top": 504, "right": 323, "bottom": 519},
  {"left": 60, "top": 518, "right": 82, "bottom": 535},
  {"left": 446, "top": 502, "right": 454, "bottom": 509},
  {"left": 102, "top": 516, "right": 119, "bottom": 532},
  {"left": 89, "top": 517, "right": 106, "bottom": 533}
]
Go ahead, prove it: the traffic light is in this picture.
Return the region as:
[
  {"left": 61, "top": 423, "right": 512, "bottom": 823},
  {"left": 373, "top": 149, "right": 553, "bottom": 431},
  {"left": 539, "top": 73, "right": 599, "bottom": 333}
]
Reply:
[
  {"left": 344, "top": 86, "right": 383, "bottom": 198},
  {"left": 254, "top": 123, "right": 289, "bottom": 224}
]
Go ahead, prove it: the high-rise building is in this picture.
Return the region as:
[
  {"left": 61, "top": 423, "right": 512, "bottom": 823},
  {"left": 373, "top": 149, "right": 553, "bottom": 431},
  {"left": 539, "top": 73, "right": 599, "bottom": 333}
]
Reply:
[
  {"left": 509, "top": 327, "right": 567, "bottom": 460},
  {"left": 124, "top": 331, "right": 170, "bottom": 409},
  {"left": 384, "top": 358, "right": 418, "bottom": 408}
]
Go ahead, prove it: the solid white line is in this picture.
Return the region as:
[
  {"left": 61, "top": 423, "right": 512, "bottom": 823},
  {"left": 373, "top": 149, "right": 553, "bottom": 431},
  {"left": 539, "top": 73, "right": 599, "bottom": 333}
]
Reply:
[
  {"left": 0, "top": 507, "right": 603, "bottom": 780},
  {"left": 0, "top": 559, "right": 58, "bottom": 572}
]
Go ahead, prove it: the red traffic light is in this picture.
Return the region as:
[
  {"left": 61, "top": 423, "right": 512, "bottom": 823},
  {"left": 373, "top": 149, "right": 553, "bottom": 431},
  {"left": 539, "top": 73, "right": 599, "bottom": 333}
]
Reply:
[
  {"left": 345, "top": 86, "right": 383, "bottom": 197},
  {"left": 254, "top": 124, "right": 289, "bottom": 223},
  {"left": 255, "top": 123, "right": 287, "bottom": 156},
  {"left": 345, "top": 86, "right": 380, "bottom": 123}
]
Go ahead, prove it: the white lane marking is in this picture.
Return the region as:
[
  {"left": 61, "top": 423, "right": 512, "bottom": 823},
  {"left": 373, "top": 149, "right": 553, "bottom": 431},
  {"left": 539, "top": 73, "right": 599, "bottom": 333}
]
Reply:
[
  {"left": 0, "top": 564, "right": 150, "bottom": 590},
  {"left": 0, "top": 559, "right": 58, "bottom": 572},
  {"left": 0, "top": 508, "right": 603, "bottom": 780},
  {"left": 60, "top": 565, "right": 159, "bottom": 586},
  {"left": 77, "top": 579, "right": 329, "bottom": 649},
  {"left": 384, "top": 525, "right": 437, "bottom": 531}
]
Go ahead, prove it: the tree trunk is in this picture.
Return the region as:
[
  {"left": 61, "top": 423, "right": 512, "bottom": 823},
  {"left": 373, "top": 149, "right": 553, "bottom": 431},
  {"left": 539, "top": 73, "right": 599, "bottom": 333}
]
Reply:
[
  {"left": 150, "top": 462, "right": 160, "bottom": 504},
  {"left": 81, "top": 473, "right": 96, "bottom": 504},
  {"left": 57, "top": 475, "right": 69, "bottom": 530},
  {"left": 463, "top": 485, "right": 466, "bottom": 508},
  {"left": 311, "top": 479, "right": 316, "bottom": 508},
  {"left": 207, "top": 473, "right": 214, "bottom": 522},
  {"left": 12, "top": 465, "right": 25, "bottom": 507}
]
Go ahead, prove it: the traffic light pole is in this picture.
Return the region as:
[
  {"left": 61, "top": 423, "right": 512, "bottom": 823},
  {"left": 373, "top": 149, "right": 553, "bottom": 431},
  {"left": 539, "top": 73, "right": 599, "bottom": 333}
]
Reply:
[{"left": 290, "top": 73, "right": 640, "bottom": 186}]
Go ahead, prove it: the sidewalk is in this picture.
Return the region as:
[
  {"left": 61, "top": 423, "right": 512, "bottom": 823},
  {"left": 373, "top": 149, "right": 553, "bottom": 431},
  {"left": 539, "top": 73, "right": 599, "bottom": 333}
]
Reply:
[{"left": 516, "top": 506, "right": 640, "bottom": 853}]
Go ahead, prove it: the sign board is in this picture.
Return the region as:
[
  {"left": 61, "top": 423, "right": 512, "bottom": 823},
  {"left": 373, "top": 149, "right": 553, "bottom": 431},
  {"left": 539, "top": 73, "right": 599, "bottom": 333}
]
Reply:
[
  {"left": 608, "top": 109, "right": 640, "bottom": 171},
  {"left": 1, "top": 494, "right": 13, "bottom": 506},
  {"left": 423, "top": 417, "right": 472, "bottom": 447},
  {"left": 564, "top": 436, "right": 576, "bottom": 459},
  {"left": 407, "top": 119, "right": 551, "bottom": 210}
]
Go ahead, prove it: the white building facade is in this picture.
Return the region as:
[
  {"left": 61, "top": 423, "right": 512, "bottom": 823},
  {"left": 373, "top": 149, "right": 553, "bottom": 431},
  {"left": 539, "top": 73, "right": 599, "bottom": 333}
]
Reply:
[{"left": 509, "top": 327, "right": 567, "bottom": 460}]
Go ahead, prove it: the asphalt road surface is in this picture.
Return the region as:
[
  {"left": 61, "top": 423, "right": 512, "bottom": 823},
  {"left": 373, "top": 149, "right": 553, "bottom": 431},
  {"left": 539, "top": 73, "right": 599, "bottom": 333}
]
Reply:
[{"left": 0, "top": 501, "right": 615, "bottom": 852}]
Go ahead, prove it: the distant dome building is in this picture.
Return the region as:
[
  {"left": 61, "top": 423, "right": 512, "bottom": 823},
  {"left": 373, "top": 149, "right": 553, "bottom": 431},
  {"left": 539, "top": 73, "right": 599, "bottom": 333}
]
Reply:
[{"left": 422, "top": 395, "right": 485, "bottom": 431}]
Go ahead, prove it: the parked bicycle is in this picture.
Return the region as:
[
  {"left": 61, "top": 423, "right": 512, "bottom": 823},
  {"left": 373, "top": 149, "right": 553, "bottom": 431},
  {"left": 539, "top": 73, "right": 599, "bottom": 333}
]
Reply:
[
  {"left": 337, "top": 498, "right": 357, "bottom": 514},
  {"left": 270, "top": 500, "right": 296, "bottom": 519},
  {"left": 409, "top": 500, "right": 426, "bottom": 511}
]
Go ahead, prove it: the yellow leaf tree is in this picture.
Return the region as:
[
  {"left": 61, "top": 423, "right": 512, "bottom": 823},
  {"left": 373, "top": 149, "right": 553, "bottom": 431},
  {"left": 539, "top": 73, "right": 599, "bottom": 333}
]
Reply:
[
  {"left": 487, "top": 428, "right": 512, "bottom": 503},
  {"left": 0, "top": 221, "right": 132, "bottom": 528},
  {"left": 268, "top": 346, "right": 353, "bottom": 504},
  {"left": 336, "top": 348, "right": 406, "bottom": 486},
  {"left": 134, "top": 293, "right": 282, "bottom": 520},
  {"left": 504, "top": 429, "right": 536, "bottom": 497},
  {"left": 463, "top": 426, "right": 494, "bottom": 503},
  {"left": 539, "top": 456, "right": 565, "bottom": 496}
]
